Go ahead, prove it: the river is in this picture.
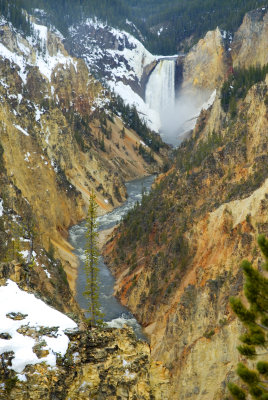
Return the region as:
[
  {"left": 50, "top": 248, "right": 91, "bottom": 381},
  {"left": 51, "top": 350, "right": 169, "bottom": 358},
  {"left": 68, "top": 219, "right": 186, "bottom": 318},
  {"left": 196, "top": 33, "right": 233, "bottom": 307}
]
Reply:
[{"left": 69, "top": 175, "right": 155, "bottom": 339}]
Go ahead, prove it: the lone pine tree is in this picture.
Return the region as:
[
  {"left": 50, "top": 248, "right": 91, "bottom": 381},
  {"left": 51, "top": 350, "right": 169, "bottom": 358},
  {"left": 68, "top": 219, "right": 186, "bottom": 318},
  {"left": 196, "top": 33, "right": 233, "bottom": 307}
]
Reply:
[
  {"left": 84, "top": 191, "right": 103, "bottom": 329},
  {"left": 228, "top": 235, "right": 268, "bottom": 400}
]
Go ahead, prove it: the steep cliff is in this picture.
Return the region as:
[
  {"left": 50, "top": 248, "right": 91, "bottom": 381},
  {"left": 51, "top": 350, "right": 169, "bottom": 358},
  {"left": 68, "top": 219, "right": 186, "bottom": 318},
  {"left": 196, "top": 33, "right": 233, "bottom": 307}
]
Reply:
[
  {"left": 182, "top": 27, "right": 229, "bottom": 90},
  {"left": 232, "top": 8, "right": 268, "bottom": 68},
  {"left": 0, "top": 264, "right": 169, "bottom": 400},
  {"left": 104, "top": 12, "right": 268, "bottom": 397},
  {"left": 65, "top": 18, "right": 161, "bottom": 132},
  {"left": 180, "top": 7, "right": 268, "bottom": 90},
  {"left": 65, "top": 19, "right": 155, "bottom": 99},
  {"left": 0, "top": 17, "right": 165, "bottom": 288}
]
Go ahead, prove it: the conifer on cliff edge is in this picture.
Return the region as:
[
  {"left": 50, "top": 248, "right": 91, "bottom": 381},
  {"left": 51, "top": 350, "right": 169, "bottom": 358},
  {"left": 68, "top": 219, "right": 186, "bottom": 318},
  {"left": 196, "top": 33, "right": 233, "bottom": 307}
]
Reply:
[
  {"left": 228, "top": 235, "right": 268, "bottom": 400},
  {"left": 84, "top": 191, "right": 104, "bottom": 329}
]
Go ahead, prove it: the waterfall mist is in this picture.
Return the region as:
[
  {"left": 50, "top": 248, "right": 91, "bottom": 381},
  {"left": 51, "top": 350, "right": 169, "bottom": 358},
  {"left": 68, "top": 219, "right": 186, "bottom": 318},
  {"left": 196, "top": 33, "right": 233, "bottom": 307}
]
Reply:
[
  {"left": 162, "top": 86, "right": 213, "bottom": 146},
  {"left": 145, "top": 59, "right": 213, "bottom": 147}
]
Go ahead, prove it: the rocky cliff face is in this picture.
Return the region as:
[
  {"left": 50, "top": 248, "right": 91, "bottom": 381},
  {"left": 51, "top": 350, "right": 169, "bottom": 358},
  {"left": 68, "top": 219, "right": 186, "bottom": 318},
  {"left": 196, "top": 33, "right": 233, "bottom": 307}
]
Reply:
[
  {"left": 232, "top": 8, "right": 268, "bottom": 68},
  {"left": 181, "top": 7, "right": 268, "bottom": 91},
  {"left": 0, "top": 17, "right": 164, "bottom": 287},
  {"left": 0, "top": 15, "right": 169, "bottom": 399},
  {"left": 65, "top": 19, "right": 156, "bottom": 99},
  {"left": 182, "top": 27, "right": 229, "bottom": 90},
  {"left": 104, "top": 12, "right": 268, "bottom": 396},
  {"left": 0, "top": 263, "right": 169, "bottom": 400},
  {"left": 64, "top": 19, "right": 163, "bottom": 132}
]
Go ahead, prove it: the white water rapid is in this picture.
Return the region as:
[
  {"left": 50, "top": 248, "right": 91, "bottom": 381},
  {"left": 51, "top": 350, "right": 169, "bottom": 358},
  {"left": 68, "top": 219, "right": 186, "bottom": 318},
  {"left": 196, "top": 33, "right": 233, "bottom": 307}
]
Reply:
[{"left": 69, "top": 175, "right": 155, "bottom": 340}]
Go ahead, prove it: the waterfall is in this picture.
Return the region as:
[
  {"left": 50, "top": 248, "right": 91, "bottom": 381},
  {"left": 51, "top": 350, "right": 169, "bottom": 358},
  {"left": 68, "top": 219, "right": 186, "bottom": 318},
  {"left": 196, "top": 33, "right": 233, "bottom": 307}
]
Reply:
[
  {"left": 145, "top": 59, "right": 176, "bottom": 128},
  {"left": 144, "top": 57, "right": 214, "bottom": 147}
]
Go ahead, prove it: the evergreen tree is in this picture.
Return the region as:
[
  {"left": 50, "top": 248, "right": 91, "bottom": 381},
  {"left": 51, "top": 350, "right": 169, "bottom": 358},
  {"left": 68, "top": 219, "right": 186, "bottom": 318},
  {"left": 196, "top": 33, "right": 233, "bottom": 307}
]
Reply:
[
  {"left": 84, "top": 191, "right": 103, "bottom": 329},
  {"left": 228, "top": 235, "right": 268, "bottom": 400}
]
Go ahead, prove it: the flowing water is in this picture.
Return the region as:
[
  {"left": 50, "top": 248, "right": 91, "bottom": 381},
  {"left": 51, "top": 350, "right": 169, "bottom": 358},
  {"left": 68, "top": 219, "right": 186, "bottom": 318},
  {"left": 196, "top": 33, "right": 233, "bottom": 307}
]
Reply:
[
  {"left": 69, "top": 175, "right": 155, "bottom": 339},
  {"left": 145, "top": 59, "right": 176, "bottom": 124},
  {"left": 145, "top": 58, "right": 180, "bottom": 146},
  {"left": 145, "top": 57, "right": 213, "bottom": 147}
]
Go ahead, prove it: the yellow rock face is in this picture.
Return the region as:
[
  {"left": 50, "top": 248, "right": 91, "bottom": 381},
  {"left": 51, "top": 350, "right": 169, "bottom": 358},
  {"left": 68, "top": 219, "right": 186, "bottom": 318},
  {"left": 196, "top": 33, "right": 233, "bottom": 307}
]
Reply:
[
  {"left": 0, "top": 21, "right": 164, "bottom": 289},
  {"left": 104, "top": 75, "right": 268, "bottom": 399},
  {"left": 0, "top": 327, "right": 169, "bottom": 400},
  {"left": 183, "top": 28, "right": 229, "bottom": 90},
  {"left": 232, "top": 9, "right": 268, "bottom": 68}
]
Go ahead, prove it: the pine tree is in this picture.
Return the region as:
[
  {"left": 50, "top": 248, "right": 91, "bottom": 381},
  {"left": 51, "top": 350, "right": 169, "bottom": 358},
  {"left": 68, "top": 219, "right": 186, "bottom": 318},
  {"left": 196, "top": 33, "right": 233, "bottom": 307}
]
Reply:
[
  {"left": 84, "top": 191, "right": 103, "bottom": 329},
  {"left": 120, "top": 127, "right": 125, "bottom": 139},
  {"left": 228, "top": 235, "right": 268, "bottom": 400}
]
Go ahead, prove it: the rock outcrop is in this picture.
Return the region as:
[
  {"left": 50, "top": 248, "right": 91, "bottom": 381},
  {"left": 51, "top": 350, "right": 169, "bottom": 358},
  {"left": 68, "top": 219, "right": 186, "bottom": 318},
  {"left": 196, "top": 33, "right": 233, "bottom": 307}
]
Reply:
[
  {"left": 182, "top": 27, "right": 229, "bottom": 90},
  {"left": 180, "top": 7, "right": 268, "bottom": 91},
  {"left": 232, "top": 8, "right": 268, "bottom": 68},
  {"left": 65, "top": 19, "right": 156, "bottom": 98},
  {"left": 0, "top": 264, "right": 169, "bottom": 400},
  {"left": 0, "top": 323, "right": 168, "bottom": 400}
]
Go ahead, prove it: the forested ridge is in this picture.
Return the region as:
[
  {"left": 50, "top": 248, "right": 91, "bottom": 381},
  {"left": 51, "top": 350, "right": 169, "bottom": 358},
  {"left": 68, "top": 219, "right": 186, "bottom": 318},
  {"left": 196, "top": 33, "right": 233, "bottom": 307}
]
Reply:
[{"left": 2, "top": 0, "right": 267, "bottom": 54}]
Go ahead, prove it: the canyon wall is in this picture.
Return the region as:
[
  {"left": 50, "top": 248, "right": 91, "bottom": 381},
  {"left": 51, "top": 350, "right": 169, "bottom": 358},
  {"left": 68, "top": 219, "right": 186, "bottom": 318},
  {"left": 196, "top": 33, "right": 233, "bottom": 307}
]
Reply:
[
  {"left": 104, "top": 10, "right": 268, "bottom": 399},
  {"left": 0, "top": 16, "right": 167, "bottom": 398},
  {"left": 0, "top": 18, "right": 165, "bottom": 287},
  {"left": 0, "top": 7, "right": 267, "bottom": 399},
  {"left": 232, "top": 8, "right": 268, "bottom": 68},
  {"left": 0, "top": 261, "right": 169, "bottom": 399},
  {"left": 182, "top": 27, "right": 229, "bottom": 90}
]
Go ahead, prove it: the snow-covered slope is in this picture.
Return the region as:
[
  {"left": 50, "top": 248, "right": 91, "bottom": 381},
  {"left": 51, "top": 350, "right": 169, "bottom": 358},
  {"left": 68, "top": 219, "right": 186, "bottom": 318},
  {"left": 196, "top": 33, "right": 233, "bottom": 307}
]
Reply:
[
  {"left": 67, "top": 18, "right": 155, "bottom": 91},
  {"left": 0, "top": 280, "right": 77, "bottom": 377},
  {"left": 66, "top": 18, "right": 161, "bottom": 131},
  {"left": 0, "top": 17, "right": 77, "bottom": 84},
  {"left": 0, "top": 16, "right": 112, "bottom": 118}
]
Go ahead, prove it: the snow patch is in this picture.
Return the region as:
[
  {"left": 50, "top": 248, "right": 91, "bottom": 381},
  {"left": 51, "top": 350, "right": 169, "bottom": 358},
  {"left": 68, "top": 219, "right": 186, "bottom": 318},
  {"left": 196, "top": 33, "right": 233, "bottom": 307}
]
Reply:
[
  {"left": 0, "top": 43, "right": 27, "bottom": 83},
  {"left": 33, "top": 9, "right": 47, "bottom": 17},
  {"left": 109, "top": 81, "right": 160, "bottom": 132},
  {"left": 122, "top": 359, "right": 129, "bottom": 367},
  {"left": 0, "top": 20, "right": 77, "bottom": 85},
  {"left": 157, "top": 27, "right": 163, "bottom": 36},
  {"left": 24, "top": 152, "right": 31, "bottom": 162},
  {"left": 0, "top": 79, "right": 9, "bottom": 89},
  {"left": 34, "top": 104, "right": 43, "bottom": 121},
  {"left": 124, "top": 369, "right": 135, "bottom": 379},
  {"left": 44, "top": 270, "right": 51, "bottom": 279},
  {"left": 14, "top": 124, "right": 29, "bottom": 137},
  {"left": 81, "top": 18, "right": 155, "bottom": 80},
  {"left": 0, "top": 199, "right": 3, "bottom": 217},
  {"left": 17, "top": 40, "right": 30, "bottom": 57},
  {"left": 139, "top": 140, "right": 148, "bottom": 147},
  {"left": 0, "top": 280, "right": 77, "bottom": 373},
  {"left": 20, "top": 250, "right": 30, "bottom": 260},
  {"left": 17, "top": 374, "right": 27, "bottom": 382},
  {"left": 201, "top": 89, "right": 217, "bottom": 110},
  {"left": 32, "top": 23, "right": 48, "bottom": 43},
  {"left": 34, "top": 51, "right": 77, "bottom": 81}
]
